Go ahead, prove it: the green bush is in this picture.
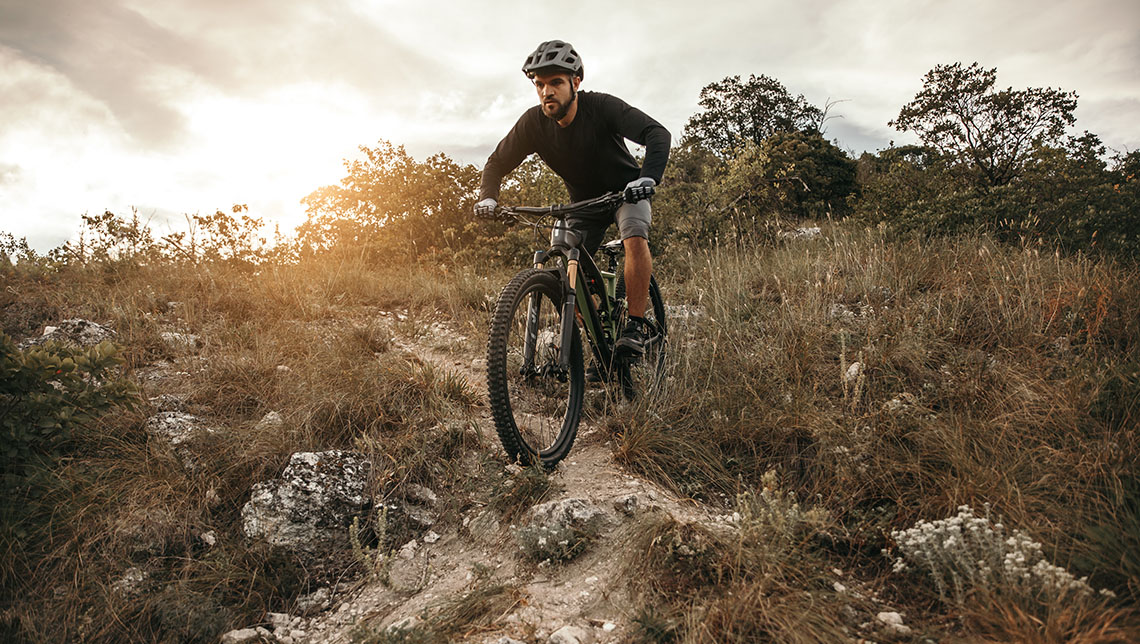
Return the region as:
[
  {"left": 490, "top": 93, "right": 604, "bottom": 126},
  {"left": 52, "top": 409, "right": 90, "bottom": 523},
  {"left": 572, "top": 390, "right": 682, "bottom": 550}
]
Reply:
[{"left": 0, "top": 333, "right": 138, "bottom": 483}]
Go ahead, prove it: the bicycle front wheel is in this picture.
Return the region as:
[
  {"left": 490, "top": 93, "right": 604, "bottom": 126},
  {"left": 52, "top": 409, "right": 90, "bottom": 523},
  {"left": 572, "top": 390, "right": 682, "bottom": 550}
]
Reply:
[{"left": 487, "top": 269, "right": 584, "bottom": 467}]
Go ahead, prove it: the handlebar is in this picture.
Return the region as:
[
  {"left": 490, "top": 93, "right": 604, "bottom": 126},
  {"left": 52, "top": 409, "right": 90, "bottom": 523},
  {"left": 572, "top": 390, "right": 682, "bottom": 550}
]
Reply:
[{"left": 480, "top": 185, "right": 655, "bottom": 223}]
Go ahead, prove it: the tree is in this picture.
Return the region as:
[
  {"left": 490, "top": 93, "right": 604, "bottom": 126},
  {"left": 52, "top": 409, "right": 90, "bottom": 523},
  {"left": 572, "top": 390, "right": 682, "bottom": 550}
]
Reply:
[
  {"left": 891, "top": 62, "right": 1077, "bottom": 187},
  {"left": 299, "top": 141, "right": 480, "bottom": 258},
  {"left": 683, "top": 75, "right": 824, "bottom": 157}
]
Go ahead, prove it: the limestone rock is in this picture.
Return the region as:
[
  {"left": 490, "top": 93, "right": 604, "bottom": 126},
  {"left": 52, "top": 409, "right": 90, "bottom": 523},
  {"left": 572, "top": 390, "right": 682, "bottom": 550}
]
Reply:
[
  {"left": 160, "top": 331, "right": 200, "bottom": 352},
  {"left": 148, "top": 393, "right": 188, "bottom": 413},
  {"left": 110, "top": 567, "right": 148, "bottom": 597},
  {"left": 19, "top": 318, "right": 115, "bottom": 349},
  {"left": 295, "top": 587, "right": 331, "bottom": 616},
  {"left": 255, "top": 411, "right": 285, "bottom": 431},
  {"left": 144, "top": 412, "right": 215, "bottom": 447},
  {"left": 549, "top": 625, "right": 591, "bottom": 644},
  {"left": 219, "top": 628, "right": 260, "bottom": 644},
  {"left": 241, "top": 450, "right": 372, "bottom": 553},
  {"left": 612, "top": 494, "right": 639, "bottom": 516},
  {"left": 529, "top": 498, "right": 608, "bottom": 531}
]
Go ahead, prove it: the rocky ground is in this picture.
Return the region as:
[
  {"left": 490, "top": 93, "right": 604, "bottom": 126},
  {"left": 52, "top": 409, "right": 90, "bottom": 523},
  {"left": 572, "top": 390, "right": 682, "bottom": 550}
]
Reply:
[{"left": 31, "top": 301, "right": 913, "bottom": 644}]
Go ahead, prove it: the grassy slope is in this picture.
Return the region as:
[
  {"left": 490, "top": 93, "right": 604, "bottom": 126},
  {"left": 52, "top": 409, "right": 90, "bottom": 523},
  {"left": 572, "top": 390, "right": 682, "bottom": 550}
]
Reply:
[{"left": 2, "top": 225, "right": 1137, "bottom": 642}]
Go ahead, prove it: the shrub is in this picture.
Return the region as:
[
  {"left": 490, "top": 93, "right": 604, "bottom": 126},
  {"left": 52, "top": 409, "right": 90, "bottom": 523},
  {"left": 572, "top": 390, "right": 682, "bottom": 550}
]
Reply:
[
  {"left": 0, "top": 334, "right": 138, "bottom": 483},
  {"left": 891, "top": 505, "right": 1113, "bottom": 606}
]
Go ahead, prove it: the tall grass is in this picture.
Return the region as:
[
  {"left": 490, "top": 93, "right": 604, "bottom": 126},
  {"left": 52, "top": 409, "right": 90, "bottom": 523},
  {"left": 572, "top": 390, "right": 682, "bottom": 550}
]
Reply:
[
  {"left": 1, "top": 254, "right": 493, "bottom": 642},
  {"left": 616, "top": 225, "right": 1139, "bottom": 640}
]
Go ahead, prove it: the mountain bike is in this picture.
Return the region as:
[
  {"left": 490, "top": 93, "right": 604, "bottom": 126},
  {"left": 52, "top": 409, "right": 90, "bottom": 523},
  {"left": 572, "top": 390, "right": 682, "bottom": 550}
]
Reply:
[{"left": 482, "top": 190, "right": 667, "bottom": 468}]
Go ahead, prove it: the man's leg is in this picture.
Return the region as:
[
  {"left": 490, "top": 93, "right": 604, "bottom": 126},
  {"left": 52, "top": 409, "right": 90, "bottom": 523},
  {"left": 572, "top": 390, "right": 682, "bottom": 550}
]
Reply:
[{"left": 623, "top": 236, "right": 652, "bottom": 318}]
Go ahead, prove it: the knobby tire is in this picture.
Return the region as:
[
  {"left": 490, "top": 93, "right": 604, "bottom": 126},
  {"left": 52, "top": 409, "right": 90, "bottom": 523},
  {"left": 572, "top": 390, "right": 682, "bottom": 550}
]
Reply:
[{"left": 486, "top": 269, "right": 584, "bottom": 468}]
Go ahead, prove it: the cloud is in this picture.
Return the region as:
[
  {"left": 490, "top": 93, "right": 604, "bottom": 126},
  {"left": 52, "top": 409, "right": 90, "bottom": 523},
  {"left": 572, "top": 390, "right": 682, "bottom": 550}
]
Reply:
[{"left": 2, "top": 0, "right": 1139, "bottom": 252}]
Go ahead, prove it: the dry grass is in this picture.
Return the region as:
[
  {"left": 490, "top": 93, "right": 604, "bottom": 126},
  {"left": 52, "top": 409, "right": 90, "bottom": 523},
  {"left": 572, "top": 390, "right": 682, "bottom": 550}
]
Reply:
[
  {"left": 3, "top": 224, "right": 1138, "bottom": 641},
  {"left": 615, "top": 225, "right": 1140, "bottom": 640},
  {"left": 1, "top": 254, "right": 496, "bottom": 642}
]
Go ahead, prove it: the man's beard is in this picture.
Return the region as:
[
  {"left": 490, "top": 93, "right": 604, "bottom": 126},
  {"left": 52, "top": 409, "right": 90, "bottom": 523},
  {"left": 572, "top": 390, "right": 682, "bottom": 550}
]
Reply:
[{"left": 543, "top": 86, "right": 577, "bottom": 122}]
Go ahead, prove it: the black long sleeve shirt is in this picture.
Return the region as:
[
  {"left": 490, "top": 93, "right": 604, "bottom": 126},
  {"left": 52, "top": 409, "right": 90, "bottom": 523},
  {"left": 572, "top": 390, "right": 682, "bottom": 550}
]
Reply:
[{"left": 479, "top": 91, "right": 671, "bottom": 203}]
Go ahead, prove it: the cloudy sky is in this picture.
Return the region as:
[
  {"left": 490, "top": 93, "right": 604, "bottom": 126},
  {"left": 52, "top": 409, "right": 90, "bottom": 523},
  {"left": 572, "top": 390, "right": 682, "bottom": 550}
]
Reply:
[{"left": 2, "top": 0, "right": 1138, "bottom": 252}]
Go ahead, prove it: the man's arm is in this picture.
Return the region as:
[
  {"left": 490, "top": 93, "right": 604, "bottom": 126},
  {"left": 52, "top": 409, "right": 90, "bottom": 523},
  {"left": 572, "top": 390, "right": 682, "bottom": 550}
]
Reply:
[
  {"left": 479, "top": 111, "right": 536, "bottom": 202},
  {"left": 601, "top": 95, "right": 671, "bottom": 184}
]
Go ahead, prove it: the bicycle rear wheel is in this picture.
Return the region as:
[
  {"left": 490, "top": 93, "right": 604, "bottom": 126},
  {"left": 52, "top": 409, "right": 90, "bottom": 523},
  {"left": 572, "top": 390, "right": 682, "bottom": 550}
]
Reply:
[
  {"left": 487, "top": 269, "right": 584, "bottom": 467},
  {"left": 615, "top": 274, "right": 667, "bottom": 400}
]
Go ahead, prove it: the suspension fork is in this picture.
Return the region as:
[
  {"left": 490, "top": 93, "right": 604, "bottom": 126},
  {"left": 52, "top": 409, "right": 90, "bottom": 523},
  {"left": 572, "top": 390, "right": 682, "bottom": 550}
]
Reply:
[
  {"left": 558, "top": 248, "right": 581, "bottom": 370},
  {"left": 522, "top": 251, "right": 546, "bottom": 371}
]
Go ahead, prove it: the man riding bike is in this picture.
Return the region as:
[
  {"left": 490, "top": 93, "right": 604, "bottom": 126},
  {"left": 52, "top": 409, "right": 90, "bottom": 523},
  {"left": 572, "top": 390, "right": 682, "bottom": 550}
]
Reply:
[{"left": 475, "top": 39, "right": 671, "bottom": 361}]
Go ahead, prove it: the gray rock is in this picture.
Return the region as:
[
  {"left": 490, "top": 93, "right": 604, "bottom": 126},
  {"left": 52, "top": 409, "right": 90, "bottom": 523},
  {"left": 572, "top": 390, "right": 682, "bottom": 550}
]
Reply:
[
  {"left": 493, "top": 638, "right": 527, "bottom": 644},
  {"left": 529, "top": 498, "right": 608, "bottom": 531},
  {"left": 295, "top": 587, "right": 331, "bottom": 616},
  {"left": 148, "top": 393, "right": 188, "bottom": 413},
  {"left": 219, "top": 628, "right": 260, "bottom": 644},
  {"left": 241, "top": 451, "right": 372, "bottom": 553},
  {"left": 19, "top": 318, "right": 115, "bottom": 349},
  {"left": 110, "top": 567, "right": 148, "bottom": 596},
  {"left": 518, "top": 498, "right": 608, "bottom": 562},
  {"left": 255, "top": 411, "right": 285, "bottom": 432},
  {"left": 267, "top": 611, "right": 292, "bottom": 631},
  {"left": 160, "top": 331, "right": 199, "bottom": 352},
  {"left": 403, "top": 483, "right": 438, "bottom": 506},
  {"left": 144, "top": 412, "right": 215, "bottom": 447},
  {"left": 612, "top": 494, "right": 639, "bottom": 516},
  {"left": 549, "top": 625, "right": 591, "bottom": 644},
  {"left": 387, "top": 615, "right": 419, "bottom": 632},
  {"left": 778, "top": 226, "right": 822, "bottom": 241}
]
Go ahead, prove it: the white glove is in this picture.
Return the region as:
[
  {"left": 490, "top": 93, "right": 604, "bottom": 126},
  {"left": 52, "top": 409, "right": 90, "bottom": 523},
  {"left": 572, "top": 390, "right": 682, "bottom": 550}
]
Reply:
[
  {"left": 474, "top": 198, "right": 498, "bottom": 218},
  {"left": 623, "top": 177, "right": 656, "bottom": 202}
]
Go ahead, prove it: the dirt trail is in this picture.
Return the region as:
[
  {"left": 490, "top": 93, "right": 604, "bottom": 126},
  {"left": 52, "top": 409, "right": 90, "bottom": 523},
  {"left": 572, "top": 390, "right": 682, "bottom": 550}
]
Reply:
[{"left": 301, "top": 317, "right": 722, "bottom": 644}]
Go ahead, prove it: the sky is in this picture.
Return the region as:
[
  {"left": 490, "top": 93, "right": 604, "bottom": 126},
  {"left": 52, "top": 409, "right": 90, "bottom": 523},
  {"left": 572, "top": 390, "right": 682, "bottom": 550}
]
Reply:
[{"left": 2, "top": 0, "right": 1138, "bottom": 252}]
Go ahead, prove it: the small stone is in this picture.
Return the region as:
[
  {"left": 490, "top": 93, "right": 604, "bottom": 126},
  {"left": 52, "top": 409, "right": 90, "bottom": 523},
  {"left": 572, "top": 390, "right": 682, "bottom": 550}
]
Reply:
[
  {"left": 267, "top": 612, "right": 291, "bottom": 630},
  {"left": 254, "top": 626, "right": 273, "bottom": 639},
  {"left": 833, "top": 581, "right": 847, "bottom": 593},
  {"left": 612, "top": 494, "right": 639, "bottom": 516},
  {"left": 876, "top": 611, "right": 911, "bottom": 636},
  {"left": 549, "top": 625, "right": 591, "bottom": 644},
  {"left": 295, "top": 587, "right": 331, "bottom": 616},
  {"left": 423, "top": 530, "right": 440, "bottom": 544},
  {"left": 111, "top": 567, "right": 148, "bottom": 596},
  {"left": 219, "top": 628, "right": 260, "bottom": 644},
  {"left": 845, "top": 361, "right": 864, "bottom": 384},
  {"left": 398, "top": 540, "right": 418, "bottom": 560},
  {"left": 255, "top": 411, "right": 285, "bottom": 431},
  {"left": 602, "top": 622, "right": 617, "bottom": 632},
  {"left": 160, "top": 331, "right": 200, "bottom": 351},
  {"left": 387, "top": 615, "right": 418, "bottom": 632},
  {"left": 199, "top": 530, "right": 217, "bottom": 547},
  {"left": 404, "top": 483, "right": 438, "bottom": 506},
  {"left": 276, "top": 365, "right": 292, "bottom": 373}
]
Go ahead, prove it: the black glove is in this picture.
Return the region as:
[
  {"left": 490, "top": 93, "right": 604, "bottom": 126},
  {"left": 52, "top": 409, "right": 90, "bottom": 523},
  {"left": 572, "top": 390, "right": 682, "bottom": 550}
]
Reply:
[{"left": 623, "top": 177, "right": 656, "bottom": 203}]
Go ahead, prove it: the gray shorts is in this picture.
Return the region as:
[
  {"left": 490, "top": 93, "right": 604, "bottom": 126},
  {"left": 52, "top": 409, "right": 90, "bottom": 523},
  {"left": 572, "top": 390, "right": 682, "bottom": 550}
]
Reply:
[{"left": 568, "top": 199, "right": 652, "bottom": 255}]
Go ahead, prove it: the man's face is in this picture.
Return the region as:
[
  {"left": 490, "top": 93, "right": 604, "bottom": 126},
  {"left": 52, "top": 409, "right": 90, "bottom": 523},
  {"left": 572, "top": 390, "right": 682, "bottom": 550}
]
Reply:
[{"left": 533, "top": 71, "right": 580, "bottom": 122}]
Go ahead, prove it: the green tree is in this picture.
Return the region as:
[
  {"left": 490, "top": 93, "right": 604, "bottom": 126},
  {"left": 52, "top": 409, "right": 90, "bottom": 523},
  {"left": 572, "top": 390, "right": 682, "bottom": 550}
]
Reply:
[
  {"left": 891, "top": 62, "right": 1078, "bottom": 188},
  {"left": 683, "top": 74, "right": 824, "bottom": 157},
  {"left": 299, "top": 141, "right": 480, "bottom": 259}
]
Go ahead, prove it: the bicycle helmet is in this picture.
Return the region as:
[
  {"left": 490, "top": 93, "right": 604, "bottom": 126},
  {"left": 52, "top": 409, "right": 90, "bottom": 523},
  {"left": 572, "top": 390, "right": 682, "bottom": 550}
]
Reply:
[{"left": 522, "top": 40, "right": 584, "bottom": 80}]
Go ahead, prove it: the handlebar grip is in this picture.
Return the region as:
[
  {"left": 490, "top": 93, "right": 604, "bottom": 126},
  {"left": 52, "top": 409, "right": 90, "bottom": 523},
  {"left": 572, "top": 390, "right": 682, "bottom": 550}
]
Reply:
[{"left": 623, "top": 184, "right": 656, "bottom": 203}]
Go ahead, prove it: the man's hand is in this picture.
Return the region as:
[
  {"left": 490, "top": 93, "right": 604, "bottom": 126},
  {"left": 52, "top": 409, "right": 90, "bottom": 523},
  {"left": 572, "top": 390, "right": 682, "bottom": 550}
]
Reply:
[
  {"left": 624, "top": 177, "right": 656, "bottom": 203},
  {"left": 474, "top": 198, "right": 498, "bottom": 219}
]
